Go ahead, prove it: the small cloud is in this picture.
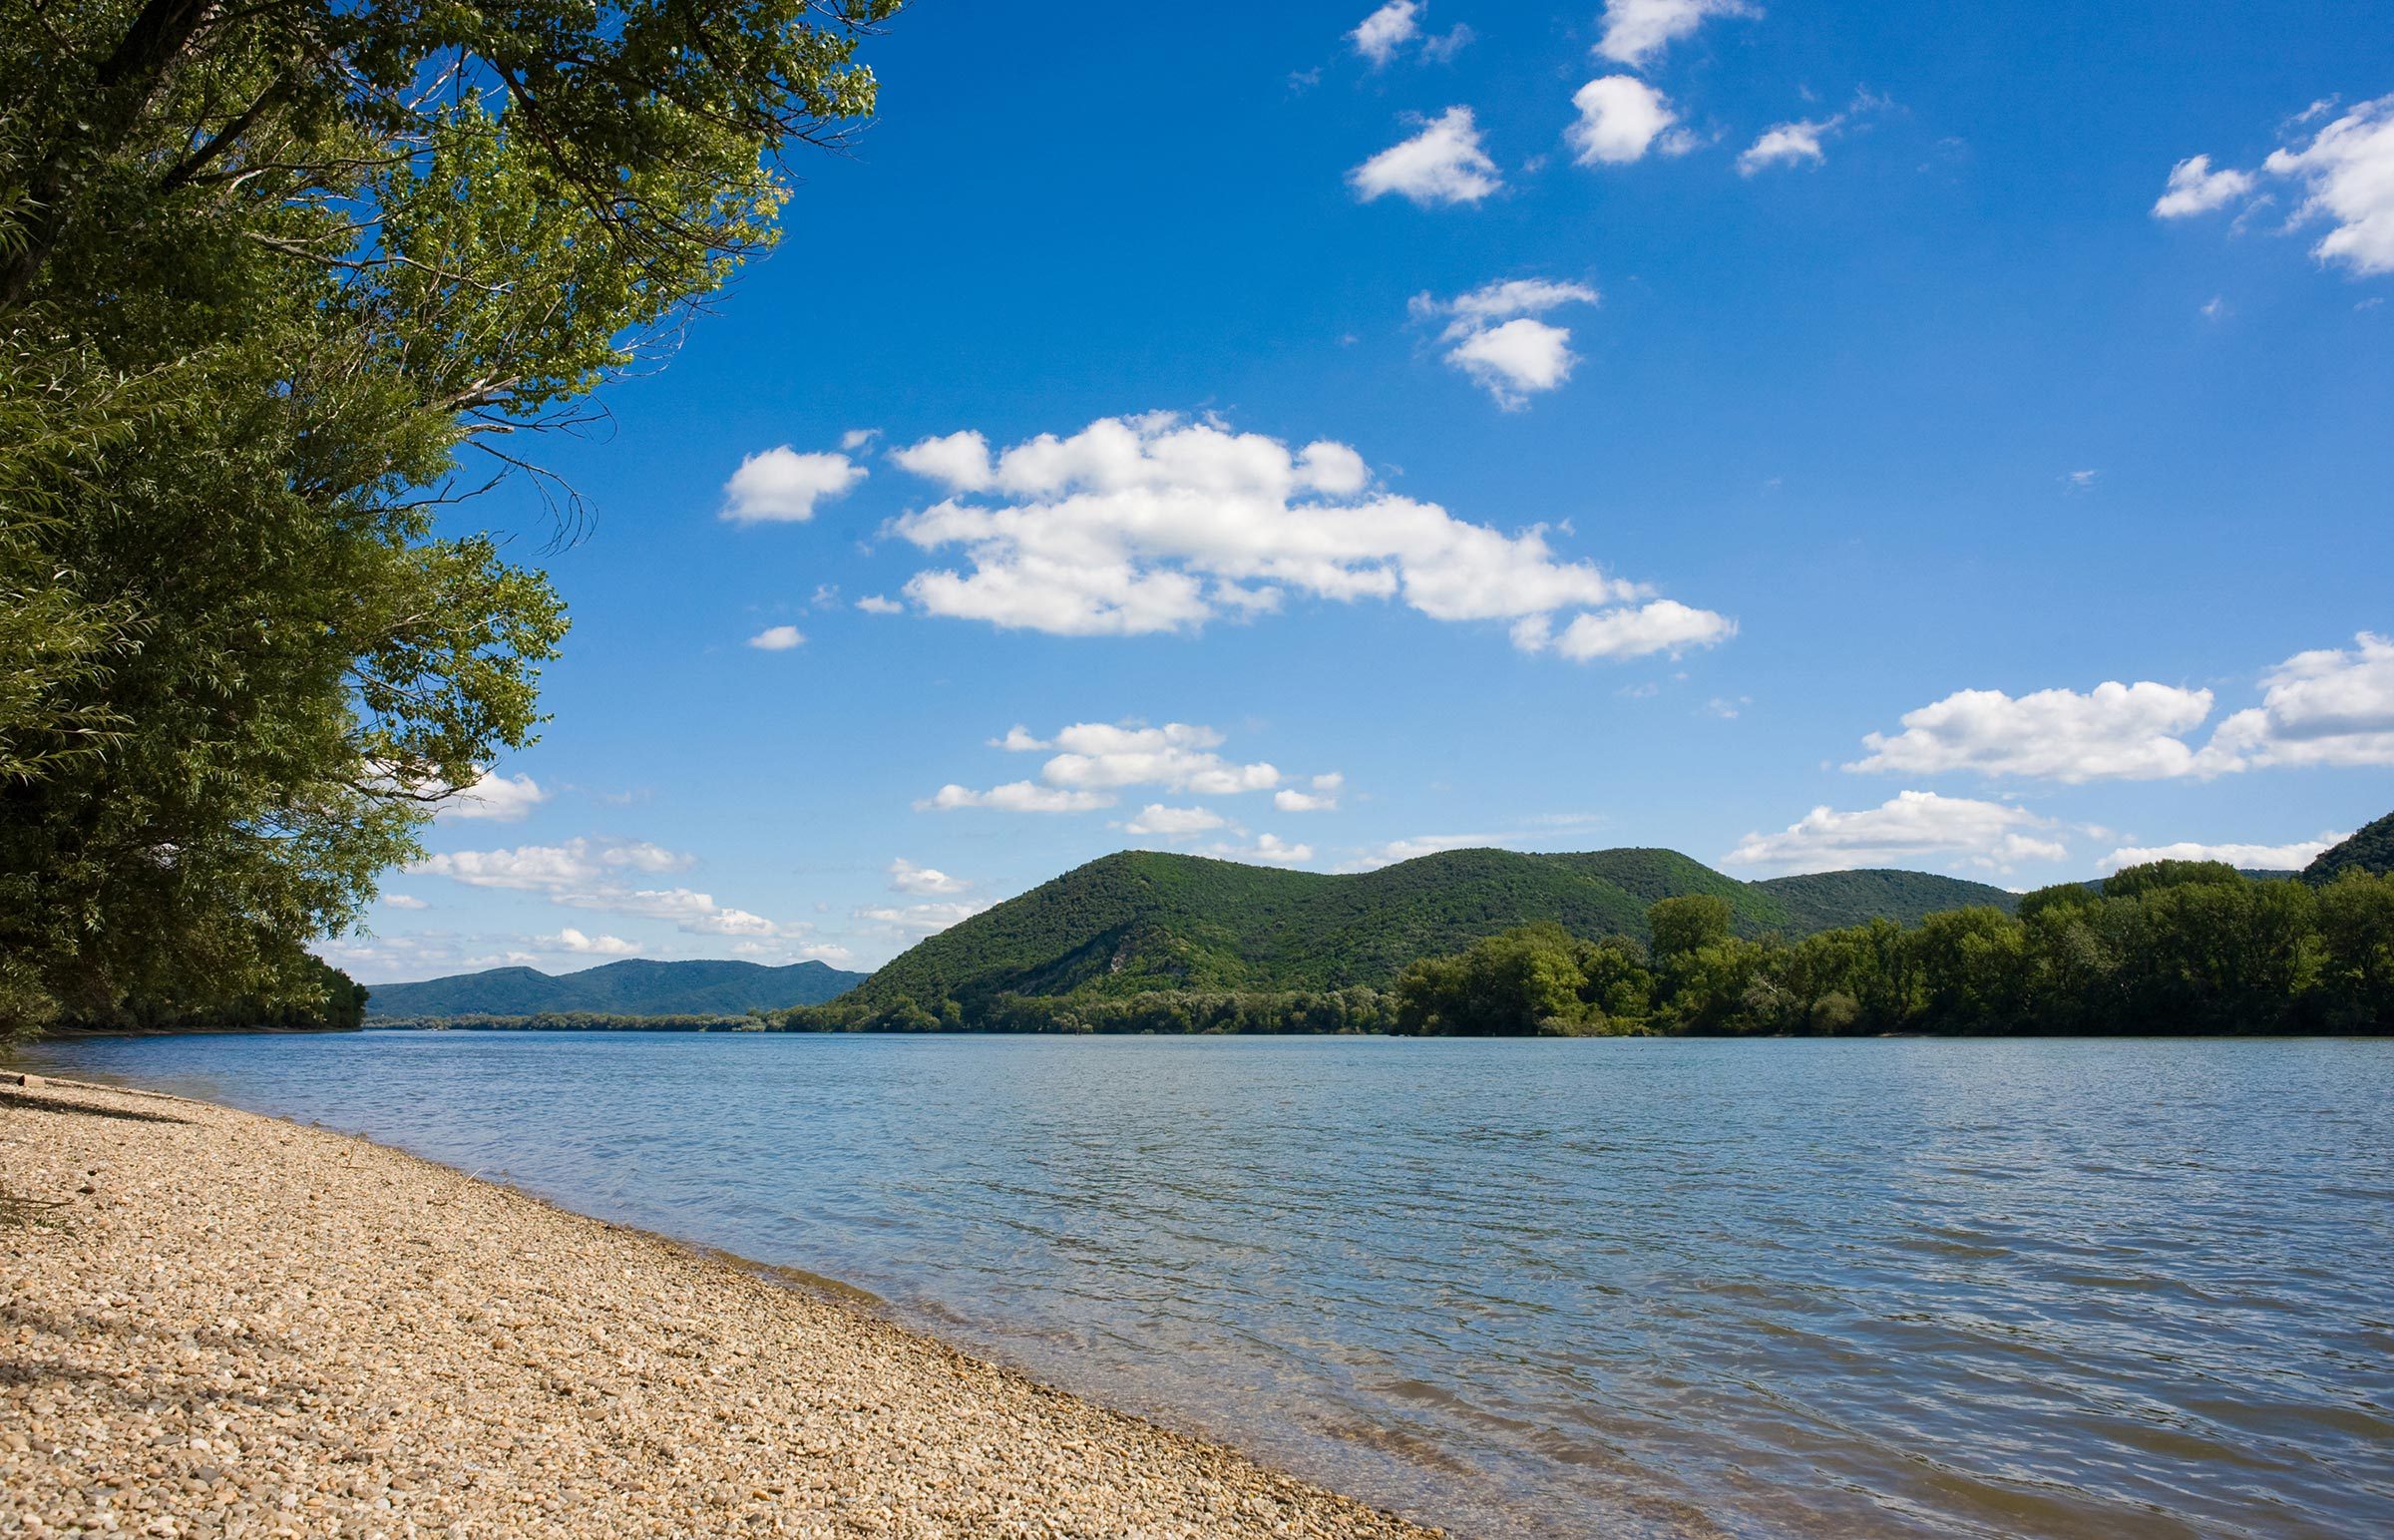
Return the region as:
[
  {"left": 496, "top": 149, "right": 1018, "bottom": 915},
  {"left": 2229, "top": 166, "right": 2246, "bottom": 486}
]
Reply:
[
  {"left": 1212, "top": 833, "right": 1314, "bottom": 865},
  {"left": 2152, "top": 153, "right": 2256, "bottom": 218},
  {"left": 1412, "top": 277, "right": 1600, "bottom": 408},
  {"left": 1740, "top": 117, "right": 1833, "bottom": 175},
  {"left": 2061, "top": 469, "right": 2099, "bottom": 492},
  {"left": 1596, "top": 0, "right": 1758, "bottom": 68},
  {"left": 382, "top": 894, "right": 430, "bottom": 911},
  {"left": 855, "top": 594, "right": 903, "bottom": 614},
  {"left": 720, "top": 447, "right": 867, "bottom": 524},
  {"left": 1350, "top": 107, "right": 1503, "bottom": 207},
  {"left": 853, "top": 901, "right": 992, "bottom": 938},
  {"left": 2200, "top": 294, "right": 2229, "bottom": 320},
  {"left": 1704, "top": 695, "right": 1752, "bottom": 719},
  {"left": 1123, "top": 803, "right": 1230, "bottom": 837},
  {"left": 1567, "top": 76, "right": 1687, "bottom": 167},
  {"left": 918, "top": 782, "right": 1114, "bottom": 814},
  {"left": 2097, "top": 834, "right": 2345, "bottom": 874},
  {"left": 888, "top": 857, "right": 969, "bottom": 895},
  {"left": 840, "top": 428, "right": 881, "bottom": 453},
  {"left": 437, "top": 768, "right": 548, "bottom": 823},
  {"left": 550, "top": 928, "right": 640, "bottom": 957},
  {"left": 747, "top": 624, "right": 805, "bottom": 651},
  {"left": 1421, "top": 24, "right": 1474, "bottom": 63},
  {"left": 1350, "top": 0, "right": 1418, "bottom": 68},
  {"left": 1274, "top": 787, "right": 1340, "bottom": 812}
]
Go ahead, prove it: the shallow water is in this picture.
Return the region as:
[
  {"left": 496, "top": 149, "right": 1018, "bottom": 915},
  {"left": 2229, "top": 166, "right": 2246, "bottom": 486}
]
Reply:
[{"left": 21, "top": 1031, "right": 2393, "bottom": 1539}]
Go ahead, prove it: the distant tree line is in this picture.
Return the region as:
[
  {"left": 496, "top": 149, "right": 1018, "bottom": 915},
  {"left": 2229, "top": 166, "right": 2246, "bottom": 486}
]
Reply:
[
  {"left": 770, "top": 862, "right": 2392, "bottom": 1037},
  {"left": 378, "top": 1012, "right": 760, "bottom": 1032},
  {"left": 1390, "top": 863, "right": 2393, "bottom": 1036},
  {"left": 777, "top": 987, "right": 1396, "bottom": 1035}
]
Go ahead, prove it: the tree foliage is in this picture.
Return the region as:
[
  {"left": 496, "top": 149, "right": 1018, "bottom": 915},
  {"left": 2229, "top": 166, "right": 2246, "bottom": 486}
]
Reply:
[
  {"left": 1386, "top": 866, "right": 2394, "bottom": 1037},
  {"left": 0, "top": 0, "right": 893, "bottom": 1036}
]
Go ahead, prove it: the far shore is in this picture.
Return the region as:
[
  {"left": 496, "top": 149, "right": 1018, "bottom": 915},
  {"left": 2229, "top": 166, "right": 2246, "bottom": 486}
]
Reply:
[{"left": 0, "top": 1072, "right": 1440, "bottom": 1538}]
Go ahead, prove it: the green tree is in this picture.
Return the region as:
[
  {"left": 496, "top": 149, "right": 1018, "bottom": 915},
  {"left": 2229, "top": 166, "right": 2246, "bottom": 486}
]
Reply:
[
  {"left": 1649, "top": 895, "right": 1733, "bottom": 961},
  {"left": 2314, "top": 872, "right": 2394, "bottom": 1028},
  {"left": 0, "top": 0, "right": 894, "bottom": 1035}
]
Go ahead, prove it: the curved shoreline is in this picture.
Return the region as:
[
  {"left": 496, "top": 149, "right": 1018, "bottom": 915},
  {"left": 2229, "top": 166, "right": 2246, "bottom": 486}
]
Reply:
[{"left": 0, "top": 1073, "right": 1444, "bottom": 1538}]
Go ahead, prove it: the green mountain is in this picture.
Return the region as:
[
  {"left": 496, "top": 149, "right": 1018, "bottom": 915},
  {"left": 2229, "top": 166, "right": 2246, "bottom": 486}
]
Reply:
[
  {"left": 364, "top": 958, "right": 866, "bottom": 1018},
  {"left": 1751, "top": 868, "right": 2022, "bottom": 933},
  {"left": 842, "top": 848, "right": 2018, "bottom": 1013},
  {"left": 2305, "top": 811, "right": 2394, "bottom": 884}
]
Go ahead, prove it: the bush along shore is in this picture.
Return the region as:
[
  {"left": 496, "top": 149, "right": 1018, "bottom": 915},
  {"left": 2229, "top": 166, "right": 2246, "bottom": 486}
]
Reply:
[
  {"left": 0, "top": 1073, "right": 1439, "bottom": 1539},
  {"left": 766, "top": 862, "right": 2394, "bottom": 1036}
]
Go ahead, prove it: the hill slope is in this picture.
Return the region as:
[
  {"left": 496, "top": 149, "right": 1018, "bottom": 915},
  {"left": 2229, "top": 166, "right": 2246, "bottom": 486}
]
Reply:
[
  {"left": 2305, "top": 811, "right": 2394, "bottom": 884},
  {"left": 1752, "top": 869, "right": 2020, "bottom": 933},
  {"left": 843, "top": 848, "right": 2017, "bottom": 1013},
  {"left": 365, "top": 959, "right": 867, "bottom": 1018}
]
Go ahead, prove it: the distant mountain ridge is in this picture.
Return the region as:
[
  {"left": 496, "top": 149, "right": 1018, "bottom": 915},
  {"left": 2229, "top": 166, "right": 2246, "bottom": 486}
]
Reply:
[
  {"left": 365, "top": 958, "right": 867, "bottom": 1018},
  {"left": 2305, "top": 813, "right": 2394, "bottom": 884},
  {"left": 838, "top": 847, "right": 2018, "bottom": 1014}
]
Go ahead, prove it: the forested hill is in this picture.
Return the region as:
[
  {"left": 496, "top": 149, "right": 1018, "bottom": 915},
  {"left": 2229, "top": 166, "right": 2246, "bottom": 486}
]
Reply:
[
  {"left": 2306, "top": 813, "right": 2394, "bottom": 884},
  {"left": 1750, "top": 869, "right": 2023, "bottom": 933},
  {"left": 365, "top": 959, "right": 866, "bottom": 1019},
  {"left": 840, "top": 848, "right": 2016, "bottom": 1014}
]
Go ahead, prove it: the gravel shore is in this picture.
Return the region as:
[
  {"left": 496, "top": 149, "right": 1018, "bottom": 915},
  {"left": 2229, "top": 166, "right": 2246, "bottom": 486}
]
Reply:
[{"left": 1, "top": 1073, "right": 1443, "bottom": 1538}]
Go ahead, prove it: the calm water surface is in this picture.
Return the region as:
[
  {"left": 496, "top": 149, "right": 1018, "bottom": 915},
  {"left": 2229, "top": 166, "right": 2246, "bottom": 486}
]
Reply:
[{"left": 21, "top": 1031, "right": 2393, "bottom": 1539}]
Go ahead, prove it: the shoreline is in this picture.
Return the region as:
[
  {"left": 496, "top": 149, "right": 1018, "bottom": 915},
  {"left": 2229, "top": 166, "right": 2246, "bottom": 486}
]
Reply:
[{"left": 1, "top": 1073, "right": 1443, "bottom": 1538}]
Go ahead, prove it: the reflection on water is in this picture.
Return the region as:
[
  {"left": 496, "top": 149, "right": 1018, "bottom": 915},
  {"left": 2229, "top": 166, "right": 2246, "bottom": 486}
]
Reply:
[{"left": 23, "top": 1031, "right": 2394, "bottom": 1538}]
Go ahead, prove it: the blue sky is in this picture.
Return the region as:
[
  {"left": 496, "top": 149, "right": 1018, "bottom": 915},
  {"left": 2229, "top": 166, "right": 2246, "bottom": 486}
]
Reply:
[{"left": 339, "top": 0, "right": 2394, "bottom": 980}]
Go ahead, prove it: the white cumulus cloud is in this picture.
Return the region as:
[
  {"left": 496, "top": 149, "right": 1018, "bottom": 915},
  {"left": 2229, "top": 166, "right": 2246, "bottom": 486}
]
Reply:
[
  {"left": 1596, "top": 0, "right": 1757, "bottom": 67},
  {"left": 1350, "top": 107, "right": 1502, "bottom": 206},
  {"left": 2265, "top": 96, "right": 2394, "bottom": 275},
  {"left": 1124, "top": 804, "right": 1231, "bottom": 837},
  {"left": 2206, "top": 631, "right": 2394, "bottom": 768},
  {"left": 550, "top": 928, "right": 639, "bottom": 957},
  {"left": 720, "top": 448, "right": 866, "bottom": 524},
  {"left": 1725, "top": 791, "right": 2069, "bottom": 875},
  {"left": 2097, "top": 835, "right": 2345, "bottom": 874},
  {"left": 1447, "top": 320, "right": 1580, "bottom": 409},
  {"left": 1350, "top": 0, "right": 1418, "bottom": 67},
  {"left": 888, "top": 858, "right": 969, "bottom": 895},
  {"left": 1214, "top": 833, "right": 1314, "bottom": 866},
  {"left": 406, "top": 838, "right": 800, "bottom": 940},
  {"left": 2153, "top": 154, "right": 2257, "bottom": 218},
  {"left": 928, "top": 721, "right": 1324, "bottom": 817},
  {"left": 892, "top": 430, "right": 995, "bottom": 492},
  {"left": 1567, "top": 76, "right": 1685, "bottom": 165},
  {"left": 1849, "top": 681, "right": 2219, "bottom": 782},
  {"left": 918, "top": 782, "right": 1114, "bottom": 814},
  {"left": 747, "top": 624, "right": 805, "bottom": 651},
  {"left": 855, "top": 594, "right": 903, "bottom": 614},
  {"left": 1739, "top": 116, "right": 1835, "bottom": 175},
  {"left": 854, "top": 901, "right": 991, "bottom": 937},
  {"left": 1514, "top": 599, "right": 1739, "bottom": 661},
  {"left": 885, "top": 412, "right": 1726, "bottom": 660},
  {"left": 381, "top": 894, "right": 429, "bottom": 911},
  {"left": 436, "top": 767, "right": 548, "bottom": 823}
]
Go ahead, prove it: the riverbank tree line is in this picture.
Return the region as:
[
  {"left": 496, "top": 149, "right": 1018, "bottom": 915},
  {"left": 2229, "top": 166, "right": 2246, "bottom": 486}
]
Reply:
[{"left": 770, "top": 862, "right": 2392, "bottom": 1036}]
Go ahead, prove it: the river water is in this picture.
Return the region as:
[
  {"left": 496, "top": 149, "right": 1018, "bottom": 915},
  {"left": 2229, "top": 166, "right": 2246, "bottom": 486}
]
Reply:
[{"left": 20, "top": 1031, "right": 2392, "bottom": 1538}]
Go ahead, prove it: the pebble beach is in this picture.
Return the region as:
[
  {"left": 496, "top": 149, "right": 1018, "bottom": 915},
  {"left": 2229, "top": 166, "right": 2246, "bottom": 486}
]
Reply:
[{"left": 0, "top": 1073, "right": 1441, "bottom": 1539}]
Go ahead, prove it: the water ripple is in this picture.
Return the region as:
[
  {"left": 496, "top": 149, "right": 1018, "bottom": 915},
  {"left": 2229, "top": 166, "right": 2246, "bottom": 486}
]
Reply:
[{"left": 22, "top": 1032, "right": 2394, "bottom": 1540}]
